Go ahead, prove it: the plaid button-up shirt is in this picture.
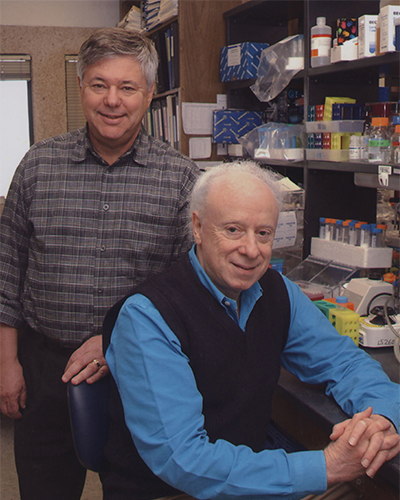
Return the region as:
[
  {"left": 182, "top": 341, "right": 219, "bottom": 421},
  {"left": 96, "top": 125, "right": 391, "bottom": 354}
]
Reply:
[{"left": 0, "top": 127, "right": 200, "bottom": 346}]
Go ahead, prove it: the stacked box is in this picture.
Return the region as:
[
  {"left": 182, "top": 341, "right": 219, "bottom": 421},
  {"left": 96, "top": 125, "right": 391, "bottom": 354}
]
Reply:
[
  {"left": 358, "top": 15, "right": 378, "bottom": 58},
  {"left": 212, "top": 109, "right": 262, "bottom": 144},
  {"left": 336, "top": 18, "right": 358, "bottom": 44},
  {"left": 220, "top": 42, "right": 269, "bottom": 82},
  {"left": 380, "top": 5, "right": 400, "bottom": 53}
]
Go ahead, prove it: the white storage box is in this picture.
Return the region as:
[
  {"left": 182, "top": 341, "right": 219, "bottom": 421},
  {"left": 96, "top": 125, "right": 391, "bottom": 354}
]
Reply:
[
  {"left": 306, "top": 149, "right": 350, "bottom": 162},
  {"left": 305, "top": 120, "right": 364, "bottom": 133},
  {"left": 310, "top": 238, "right": 393, "bottom": 268}
]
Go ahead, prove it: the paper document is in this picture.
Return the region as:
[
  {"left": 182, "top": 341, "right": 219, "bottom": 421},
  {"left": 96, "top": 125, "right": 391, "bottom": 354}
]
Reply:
[
  {"left": 273, "top": 211, "right": 297, "bottom": 249},
  {"left": 182, "top": 102, "right": 223, "bottom": 135},
  {"left": 189, "top": 137, "right": 212, "bottom": 159}
]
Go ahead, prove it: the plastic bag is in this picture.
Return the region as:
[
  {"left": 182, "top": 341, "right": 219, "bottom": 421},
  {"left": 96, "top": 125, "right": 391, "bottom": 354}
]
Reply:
[
  {"left": 239, "top": 122, "right": 305, "bottom": 162},
  {"left": 251, "top": 35, "right": 304, "bottom": 103}
]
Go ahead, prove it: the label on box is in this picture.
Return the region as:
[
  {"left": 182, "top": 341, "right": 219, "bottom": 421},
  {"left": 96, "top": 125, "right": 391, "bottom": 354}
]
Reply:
[
  {"left": 273, "top": 211, "right": 297, "bottom": 249},
  {"left": 227, "top": 45, "right": 241, "bottom": 66}
]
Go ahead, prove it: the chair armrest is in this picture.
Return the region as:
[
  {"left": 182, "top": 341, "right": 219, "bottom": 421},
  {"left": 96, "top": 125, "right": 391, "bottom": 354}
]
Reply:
[{"left": 67, "top": 376, "right": 111, "bottom": 472}]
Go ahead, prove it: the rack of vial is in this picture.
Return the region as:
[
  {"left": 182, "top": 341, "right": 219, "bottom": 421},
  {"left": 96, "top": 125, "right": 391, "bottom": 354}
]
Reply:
[{"left": 318, "top": 218, "right": 387, "bottom": 248}]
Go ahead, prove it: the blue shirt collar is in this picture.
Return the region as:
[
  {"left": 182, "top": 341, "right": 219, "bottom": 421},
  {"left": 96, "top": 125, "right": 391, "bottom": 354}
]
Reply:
[{"left": 188, "top": 245, "right": 263, "bottom": 330}]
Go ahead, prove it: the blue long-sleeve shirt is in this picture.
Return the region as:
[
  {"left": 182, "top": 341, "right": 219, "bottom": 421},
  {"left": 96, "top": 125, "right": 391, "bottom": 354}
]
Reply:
[{"left": 106, "top": 246, "right": 400, "bottom": 499}]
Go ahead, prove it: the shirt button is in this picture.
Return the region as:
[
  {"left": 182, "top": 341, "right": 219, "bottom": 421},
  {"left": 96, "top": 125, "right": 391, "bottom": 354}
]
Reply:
[
  {"left": 103, "top": 203, "right": 110, "bottom": 211},
  {"left": 224, "top": 300, "right": 230, "bottom": 307},
  {"left": 100, "top": 245, "right": 106, "bottom": 252},
  {"left": 98, "top": 288, "right": 103, "bottom": 294}
]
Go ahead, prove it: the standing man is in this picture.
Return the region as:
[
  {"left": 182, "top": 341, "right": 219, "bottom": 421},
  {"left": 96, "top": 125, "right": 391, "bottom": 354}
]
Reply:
[
  {"left": 102, "top": 162, "right": 400, "bottom": 500},
  {"left": 0, "top": 28, "right": 199, "bottom": 500}
]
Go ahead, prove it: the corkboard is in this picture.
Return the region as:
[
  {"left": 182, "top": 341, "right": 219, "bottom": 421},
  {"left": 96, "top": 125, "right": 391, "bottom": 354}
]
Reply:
[{"left": 0, "top": 26, "right": 96, "bottom": 143}]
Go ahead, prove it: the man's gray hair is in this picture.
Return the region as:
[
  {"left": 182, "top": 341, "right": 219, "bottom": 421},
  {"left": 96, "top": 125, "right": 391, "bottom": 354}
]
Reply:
[
  {"left": 187, "top": 161, "right": 282, "bottom": 235},
  {"left": 77, "top": 28, "right": 158, "bottom": 90}
]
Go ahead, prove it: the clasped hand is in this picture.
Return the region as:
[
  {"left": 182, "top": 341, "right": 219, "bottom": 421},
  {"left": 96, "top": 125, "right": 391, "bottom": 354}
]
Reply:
[
  {"left": 62, "top": 335, "right": 110, "bottom": 385},
  {"left": 324, "top": 407, "right": 400, "bottom": 486}
]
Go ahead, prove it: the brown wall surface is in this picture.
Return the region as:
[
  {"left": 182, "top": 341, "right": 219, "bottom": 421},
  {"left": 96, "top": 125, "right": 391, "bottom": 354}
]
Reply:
[{"left": 0, "top": 25, "right": 96, "bottom": 143}]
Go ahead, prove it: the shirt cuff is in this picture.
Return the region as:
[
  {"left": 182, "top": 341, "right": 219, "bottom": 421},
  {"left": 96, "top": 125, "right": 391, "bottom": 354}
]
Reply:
[{"left": 288, "top": 449, "right": 327, "bottom": 497}]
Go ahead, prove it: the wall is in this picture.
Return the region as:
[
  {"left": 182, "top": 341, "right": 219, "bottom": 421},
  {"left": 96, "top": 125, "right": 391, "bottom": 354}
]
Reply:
[
  {"left": 0, "top": 1, "right": 120, "bottom": 142},
  {"left": 0, "top": 1, "right": 120, "bottom": 28},
  {"left": 0, "top": 26, "right": 97, "bottom": 142}
]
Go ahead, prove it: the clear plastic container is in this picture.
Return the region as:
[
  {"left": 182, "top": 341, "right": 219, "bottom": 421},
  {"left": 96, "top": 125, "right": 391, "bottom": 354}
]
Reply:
[
  {"left": 368, "top": 117, "right": 390, "bottom": 163},
  {"left": 311, "top": 17, "right": 332, "bottom": 67}
]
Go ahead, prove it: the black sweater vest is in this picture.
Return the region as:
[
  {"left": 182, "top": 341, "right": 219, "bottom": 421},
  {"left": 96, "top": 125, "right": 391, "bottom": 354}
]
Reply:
[{"left": 102, "top": 254, "right": 290, "bottom": 499}]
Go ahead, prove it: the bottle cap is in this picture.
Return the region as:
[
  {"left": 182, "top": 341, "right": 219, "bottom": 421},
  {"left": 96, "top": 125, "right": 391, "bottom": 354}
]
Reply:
[
  {"left": 371, "top": 117, "right": 389, "bottom": 127},
  {"left": 335, "top": 296, "right": 348, "bottom": 304},
  {"left": 317, "top": 17, "right": 326, "bottom": 25},
  {"left": 395, "top": 124, "right": 400, "bottom": 133},
  {"left": 371, "top": 227, "right": 382, "bottom": 234},
  {"left": 377, "top": 224, "right": 387, "bottom": 230}
]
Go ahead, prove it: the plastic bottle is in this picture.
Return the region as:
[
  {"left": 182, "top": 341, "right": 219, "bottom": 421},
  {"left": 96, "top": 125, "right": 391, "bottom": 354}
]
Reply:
[
  {"left": 335, "top": 296, "right": 349, "bottom": 309},
  {"left": 325, "top": 218, "right": 336, "bottom": 240},
  {"left": 377, "top": 223, "right": 387, "bottom": 246},
  {"left": 359, "top": 224, "right": 370, "bottom": 248},
  {"left": 335, "top": 220, "right": 344, "bottom": 242},
  {"left": 311, "top": 17, "right": 332, "bottom": 68},
  {"left": 368, "top": 117, "right": 390, "bottom": 163},
  {"left": 349, "top": 135, "right": 361, "bottom": 161},
  {"left": 319, "top": 217, "right": 326, "bottom": 239},
  {"left": 348, "top": 220, "right": 357, "bottom": 245},
  {"left": 342, "top": 220, "right": 351, "bottom": 243},
  {"left": 391, "top": 124, "right": 400, "bottom": 164},
  {"left": 370, "top": 227, "right": 383, "bottom": 247},
  {"left": 361, "top": 106, "right": 372, "bottom": 161}
]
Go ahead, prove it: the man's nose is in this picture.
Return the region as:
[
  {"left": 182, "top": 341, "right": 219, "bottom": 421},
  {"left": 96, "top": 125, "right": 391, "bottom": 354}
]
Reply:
[
  {"left": 104, "top": 87, "right": 121, "bottom": 107},
  {"left": 239, "top": 232, "right": 260, "bottom": 258}
]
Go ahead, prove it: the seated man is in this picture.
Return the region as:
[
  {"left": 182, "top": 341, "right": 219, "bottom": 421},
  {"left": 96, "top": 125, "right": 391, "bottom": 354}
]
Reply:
[{"left": 102, "top": 161, "right": 400, "bottom": 500}]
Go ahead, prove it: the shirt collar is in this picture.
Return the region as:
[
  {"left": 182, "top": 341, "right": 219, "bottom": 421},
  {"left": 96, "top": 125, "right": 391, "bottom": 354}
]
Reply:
[
  {"left": 188, "top": 245, "right": 263, "bottom": 330},
  {"left": 70, "top": 125, "right": 148, "bottom": 166}
]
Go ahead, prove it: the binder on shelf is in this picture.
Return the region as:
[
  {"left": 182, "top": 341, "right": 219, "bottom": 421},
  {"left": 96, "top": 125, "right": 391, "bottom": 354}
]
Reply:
[{"left": 146, "top": 93, "right": 180, "bottom": 150}]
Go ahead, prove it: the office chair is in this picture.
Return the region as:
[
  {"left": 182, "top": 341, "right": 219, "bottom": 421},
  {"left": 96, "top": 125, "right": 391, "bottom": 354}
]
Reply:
[{"left": 67, "top": 375, "right": 111, "bottom": 472}]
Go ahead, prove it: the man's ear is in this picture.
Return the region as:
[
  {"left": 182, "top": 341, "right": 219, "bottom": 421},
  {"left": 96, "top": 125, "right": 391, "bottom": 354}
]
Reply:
[
  {"left": 192, "top": 211, "right": 202, "bottom": 244},
  {"left": 147, "top": 82, "right": 155, "bottom": 107}
]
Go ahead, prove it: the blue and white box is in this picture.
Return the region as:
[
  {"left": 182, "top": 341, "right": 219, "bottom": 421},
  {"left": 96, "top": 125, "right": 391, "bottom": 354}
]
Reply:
[
  {"left": 358, "top": 15, "right": 378, "bottom": 58},
  {"left": 220, "top": 42, "right": 269, "bottom": 82},
  {"left": 213, "top": 109, "right": 263, "bottom": 144}
]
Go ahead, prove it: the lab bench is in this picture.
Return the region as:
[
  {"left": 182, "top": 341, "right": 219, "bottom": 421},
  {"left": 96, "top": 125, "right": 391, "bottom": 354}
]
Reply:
[{"left": 271, "top": 347, "right": 399, "bottom": 499}]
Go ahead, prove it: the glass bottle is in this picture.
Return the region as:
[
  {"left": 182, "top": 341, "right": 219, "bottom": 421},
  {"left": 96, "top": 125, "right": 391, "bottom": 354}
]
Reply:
[{"left": 368, "top": 117, "right": 390, "bottom": 163}]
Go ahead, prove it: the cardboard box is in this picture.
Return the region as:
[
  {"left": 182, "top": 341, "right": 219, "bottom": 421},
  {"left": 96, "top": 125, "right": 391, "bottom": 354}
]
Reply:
[
  {"left": 336, "top": 18, "right": 358, "bottom": 44},
  {"left": 220, "top": 42, "right": 269, "bottom": 82},
  {"left": 212, "top": 109, "right": 262, "bottom": 143},
  {"left": 330, "top": 38, "right": 358, "bottom": 63},
  {"left": 380, "top": 5, "right": 400, "bottom": 52},
  {"left": 358, "top": 15, "right": 378, "bottom": 57}
]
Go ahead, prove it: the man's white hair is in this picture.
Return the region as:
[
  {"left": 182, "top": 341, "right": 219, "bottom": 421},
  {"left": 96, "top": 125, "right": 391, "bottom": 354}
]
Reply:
[{"left": 187, "top": 160, "right": 282, "bottom": 237}]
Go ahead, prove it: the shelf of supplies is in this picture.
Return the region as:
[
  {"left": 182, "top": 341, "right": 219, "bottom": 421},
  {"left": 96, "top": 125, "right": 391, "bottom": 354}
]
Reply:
[{"left": 308, "top": 52, "right": 399, "bottom": 79}]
